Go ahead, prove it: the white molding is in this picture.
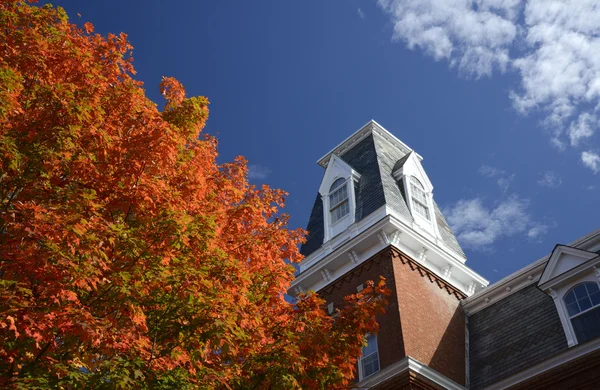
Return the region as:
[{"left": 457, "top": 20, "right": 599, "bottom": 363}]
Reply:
[
  {"left": 463, "top": 229, "right": 600, "bottom": 315},
  {"left": 548, "top": 287, "right": 578, "bottom": 347},
  {"left": 483, "top": 337, "right": 600, "bottom": 390},
  {"left": 354, "top": 356, "right": 465, "bottom": 390},
  {"left": 539, "top": 245, "right": 598, "bottom": 287},
  {"left": 539, "top": 256, "right": 600, "bottom": 291},
  {"left": 290, "top": 212, "right": 488, "bottom": 297}
]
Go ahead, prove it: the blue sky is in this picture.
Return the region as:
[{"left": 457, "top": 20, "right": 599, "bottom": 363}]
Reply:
[{"left": 54, "top": 1, "right": 599, "bottom": 283}]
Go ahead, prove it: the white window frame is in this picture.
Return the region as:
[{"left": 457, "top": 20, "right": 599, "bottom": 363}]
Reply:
[
  {"left": 358, "top": 334, "right": 380, "bottom": 381},
  {"left": 391, "top": 152, "right": 440, "bottom": 239},
  {"left": 329, "top": 178, "right": 349, "bottom": 224},
  {"left": 563, "top": 281, "right": 600, "bottom": 344},
  {"left": 318, "top": 155, "right": 361, "bottom": 243},
  {"left": 409, "top": 176, "right": 430, "bottom": 221}
]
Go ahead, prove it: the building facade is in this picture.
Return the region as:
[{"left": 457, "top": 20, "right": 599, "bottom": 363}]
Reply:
[{"left": 289, "top": 121, "right": 600, "bottom": 389}]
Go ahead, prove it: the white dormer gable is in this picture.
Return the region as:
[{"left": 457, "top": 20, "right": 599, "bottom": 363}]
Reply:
[
  {"left": 319, "top": 154, "right": 361, "bottom": 242},
  {"left": 392, "top": 152, "right": 433, "bottom": 192},
  {"left": 392, "top": 152, "right": 439, "bottom": 238},
  {"left": 538, "top": 245, "right": 599, "bottom": 288}
]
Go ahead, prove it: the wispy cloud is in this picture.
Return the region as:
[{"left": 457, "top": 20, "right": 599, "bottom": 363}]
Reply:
[
  {"left": 581, "top": 151, "right": 600, "bottom": 174},
  {"left": 496, "top": 174, "right": 515, "bottom": 193},
  {"left": 444, "top": 195, "right": 549, "bottom": 251},
  {"left": 248, "top": 164, "right": 272, "bottom": 180},
  {"left": 527, "top": 223, "right": 553, "bottom": 242},
  {"left": 478, "top": 165, "right": 504, "bottom": 178},
  {"left": 537, "top": 171, "right": 562, "bottom": 188},
  {"left": 478, "top": 165, "right": 514, "bottom": 192},
  {"left": 357, "top": 7, "right": 365, "bottom": 19},
  {"left": 377, "top": 0, "right": 600, "bottom": 163}
]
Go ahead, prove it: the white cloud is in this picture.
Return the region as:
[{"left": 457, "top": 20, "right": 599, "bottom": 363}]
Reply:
[
  {"left": 358, "top": 7, "right": 366, "bottom": 19},
  {"left": 444, "top": 195, "right": 537, "bottom": 251},
  {"left": 568, "top": 112, "right": 597, "bottom": 146},
  {"left": 248, "top": 164, "right": 272, "bottom": 180},
  {"left": 537, "top": 171, "right": 562, "bottom": 188},
  {"left": 478, "top": 165, "right": 513, "bottom": 191},
  {"left": 581, "top": 151, "right": 600, "bottom": 173},
  {"left": 478, "top": 165, "right": 504, "bottom": 177},
  {"left": 497, "top": 174, "right": 515, "bottom": 192},
  {"left": 377, "top": 0, "right": 519, "bottom": 77},
  {"left": 527, "top": 224, "right": 549, "bottom": 241},
  {"left": 377, "top": 0, "right": 600, "bottom": 160}
]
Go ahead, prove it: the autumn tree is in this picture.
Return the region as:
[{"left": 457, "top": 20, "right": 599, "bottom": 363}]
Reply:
[{"left": 0, "top": 1, "right": 389, "bottom": 388}]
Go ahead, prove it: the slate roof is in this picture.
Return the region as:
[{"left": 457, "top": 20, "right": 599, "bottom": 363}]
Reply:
[
  {"left": 468, "top": 284, "right": 568, "bottom": 389},
  {"left": 300, "top": 130, "right": 466, "bottom": 258}
]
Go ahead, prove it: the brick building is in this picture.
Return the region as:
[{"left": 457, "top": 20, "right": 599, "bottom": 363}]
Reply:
[{"left": 289, "top": 121, "right": 600, "bottom": 389}]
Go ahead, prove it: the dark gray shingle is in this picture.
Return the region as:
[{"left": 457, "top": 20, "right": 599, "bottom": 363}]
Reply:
[
  {"left": 468, "top": 284, "right": 568, "bottom": 389},
  {"left": 299, "top": 130, "right": 465, "bottom": 259}
]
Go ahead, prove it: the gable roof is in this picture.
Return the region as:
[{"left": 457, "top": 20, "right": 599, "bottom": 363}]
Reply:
[{"left": 300, "top": 124, "right": 465, "bottom": 259}]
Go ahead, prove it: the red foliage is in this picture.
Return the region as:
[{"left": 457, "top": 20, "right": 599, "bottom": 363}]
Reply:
[{"left": 0, "top": 1, "right": 389, "bottom": 388}]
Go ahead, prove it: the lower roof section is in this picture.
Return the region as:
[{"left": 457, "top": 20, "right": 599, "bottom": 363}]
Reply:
[{"left": 483, "top": 336, "right": 600, "bottom": 389}]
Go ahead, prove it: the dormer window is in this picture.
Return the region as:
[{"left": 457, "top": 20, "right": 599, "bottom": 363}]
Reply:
[
  {"left": 329, "top": 178, "right": 349, "bottom": 223},
  {"left": 564, "top": 282, "right": 600, "bottom": 344},
  {"left": 538, "top": 245, "right": 600, "bottom": 347},
  {"left": 318, "top": 155, "right": 360, "bottom": 242},
  {"left": 409, "top": 176, "right": 430, "bottom": 220}
]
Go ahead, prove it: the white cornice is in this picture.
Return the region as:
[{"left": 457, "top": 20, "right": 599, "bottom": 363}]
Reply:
[
  {"left": 317, "top": 120, "right": 422, "bottom": 168},
  {"left": 463, "top": 228, "right": 600, "bottom": 315},
  {"left": 290, "top": 210, "right": 488, "bottom": 298},
  {"left": 354, "top": 356, "right": 465, "bottom": 390},
  {"left": 483, "top": 336, "right": 600, "bottom": 390}
]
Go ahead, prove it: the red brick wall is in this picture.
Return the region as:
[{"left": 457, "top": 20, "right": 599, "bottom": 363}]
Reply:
[
  {"left": 319, "top": 250, "right": 405, "bottom": 377},
  {"left": 317, "top": 247, "right": 466, "bottom": 385},
  {"left": 391, "top": 250, "right": 466, "bottom": 385}
]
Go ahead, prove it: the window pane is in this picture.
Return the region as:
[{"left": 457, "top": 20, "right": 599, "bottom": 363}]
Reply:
[
  {"left": 330, "top": 184, "right": 347, "bottom": 209},
  {"left": 587, "top": 283, "right": 600, "bottom": 294},
  {"left": 362, "top": 335, "right": 378, "bottom": 356},
  {"left": 361, "top": 353, "right": 380, "bottom": 378},
  {"left": 574, "top": 284, "right": 589, "bottom": 300},
  {"left": 564, "top": 291, "right": 577, "bottom": 305},
  {"left": 572, "top": 306, "right": 600, "bottom": 344},
  {"left": 360, "top": 335, "right": 380, "bottom": 379},
  {"left": 331, "top": 200, "right": 349, "bottom": 223},
  {"left": 410, "top": 176, "right": 424, "bottom": 189},
  {"left": 566, "top": 302, "right": 580, "bottom": 317},
  {"left": 330, "top": 178, "right": 345, "bottom": 193},
  {"left": 578, "top": 296, "right": 593, "bottom": 312},
  {"left": 413, "top": 201, "right": 430, "bottom": 219},
  {"left": 591, "top": 291, "right": 600, "bottom": 306}
]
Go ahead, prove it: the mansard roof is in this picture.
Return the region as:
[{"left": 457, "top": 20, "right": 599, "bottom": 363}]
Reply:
[{"left": 300, "top": 121, "right": 465, "bottom": 259}]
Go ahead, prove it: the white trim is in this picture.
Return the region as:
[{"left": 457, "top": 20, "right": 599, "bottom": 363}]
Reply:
[
  {"left": 539, "top": 256, "right": 600, "bottom": 291},
  {"left": 545, "top": 274, "right": 600, "bottom": 347},
  {"left": 290, "top": 212, "right": 488, "bottom": 297},
  {"left": 353, "top": 356, "right": 465, "bottom": 390},
  {"left": 483, "top": 336, "right": 600, "bottom": 390},
  {"left": 539, "top": 245, "right": 599, "bottom": 286},
  {"left": 463, "top": 229, "right": 600, "bottom": 315}
]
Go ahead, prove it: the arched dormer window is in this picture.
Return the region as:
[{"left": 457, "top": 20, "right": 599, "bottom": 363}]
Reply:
[
  {"left": 564, "top": 282, "right": 600, "bottom": 344},
  {"left": 409, "top": 176, "right": 430, "bottom": 220},
  {"left": 329, "top": 178, "right": 349, "bottom": 223}
]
